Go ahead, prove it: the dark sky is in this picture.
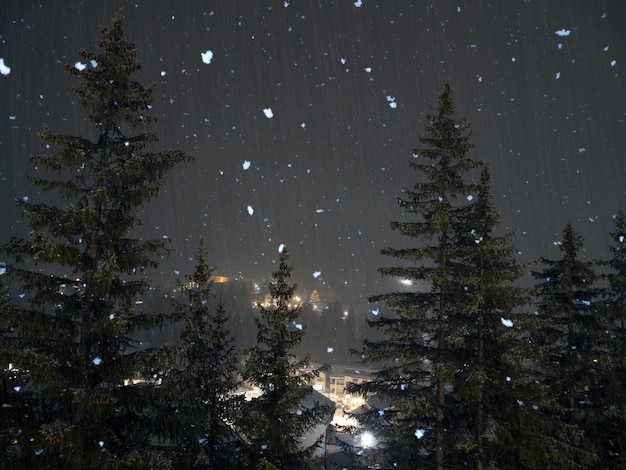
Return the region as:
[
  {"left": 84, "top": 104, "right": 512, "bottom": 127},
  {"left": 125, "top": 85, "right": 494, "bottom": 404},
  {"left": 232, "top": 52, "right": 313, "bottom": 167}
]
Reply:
[{"left": 2, "top": 1, "right": 626, "bottom": 310}]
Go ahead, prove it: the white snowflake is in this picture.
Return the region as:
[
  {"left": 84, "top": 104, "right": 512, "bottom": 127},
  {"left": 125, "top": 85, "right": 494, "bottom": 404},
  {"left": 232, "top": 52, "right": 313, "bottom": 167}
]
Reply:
[
  {"left": 0, "top": 58, "right": 11, "bottom": 75},
  {"left": 201, "top": 50, "right": 213, "bottom": 64}
]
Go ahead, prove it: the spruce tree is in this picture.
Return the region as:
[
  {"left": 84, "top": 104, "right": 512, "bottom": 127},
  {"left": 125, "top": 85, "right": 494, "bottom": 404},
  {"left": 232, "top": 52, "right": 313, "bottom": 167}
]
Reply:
[
  {"left": 448, "top": 168, "right": 528, "bottom": 468},
  {"left": 346, "top": 83, "right": 483, "bottom": 469},
  {"left": 239, "top": 247, "right": 333, "bottom": 469},
  {"left": 161, "top": 241, "right": 242, "bottom": 469},
  {"left": 0, "top": 13, "right": 190, "bottom": 468},
  {"left": 595, "top": 211, "right": 626, "bottom": 468},
  {"left": 530, "top": 224, "right": 600, "bottom": 468}
]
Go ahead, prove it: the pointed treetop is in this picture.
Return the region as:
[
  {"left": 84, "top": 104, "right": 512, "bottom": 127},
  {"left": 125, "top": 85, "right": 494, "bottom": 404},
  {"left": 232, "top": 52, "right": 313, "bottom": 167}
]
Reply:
[
  {"left": 67, "top": 10, "right": 155, "bottom": 132},
  {"left": 561, "top": 223, "right": 584, "bottom": 257}
]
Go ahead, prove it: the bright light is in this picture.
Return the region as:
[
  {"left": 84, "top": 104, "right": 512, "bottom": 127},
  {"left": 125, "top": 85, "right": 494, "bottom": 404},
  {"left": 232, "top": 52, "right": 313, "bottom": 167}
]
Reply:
[
  {"left": 361, "top": 431, "right": 375, "bottom": 448},
  {"left": 399, "top": 279, "right": 412, "bottom": 286}
]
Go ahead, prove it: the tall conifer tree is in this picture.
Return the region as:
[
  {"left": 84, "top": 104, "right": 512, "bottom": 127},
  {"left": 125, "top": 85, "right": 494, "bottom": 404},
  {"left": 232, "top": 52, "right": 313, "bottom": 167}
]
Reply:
[
  {"left": 530, "top": 224, "right": 600, "bottom": 468},
  {"left": 161, "top": 241, "right": 242, "bottom": 469},
  {"left": 448, "top": 168, "right": 527, "bottom": 468},
  {"left": 0, "top": 13, "right": 190, "bottom": 468},
  {"left": 595, "top": 212, "right": 626, "bottom": 467},
  {"left": 239, "top": 247, "right": 333, "bottom": 469},
  {"left": 347, "top": 83, "right": 483, "bottom": 469}
]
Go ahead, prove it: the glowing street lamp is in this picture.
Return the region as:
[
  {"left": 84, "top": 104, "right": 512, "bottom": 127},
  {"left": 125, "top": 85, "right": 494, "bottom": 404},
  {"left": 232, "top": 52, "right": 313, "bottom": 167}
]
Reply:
[{"left": 361, "top": 431, "right": 375, "bottom": 448}]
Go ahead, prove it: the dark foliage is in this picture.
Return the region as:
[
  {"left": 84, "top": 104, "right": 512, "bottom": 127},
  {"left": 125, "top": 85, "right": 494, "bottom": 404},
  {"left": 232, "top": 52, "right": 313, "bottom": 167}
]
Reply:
[
  {"left": 239, "top": 248, "right": 334, "bottom": 469},
  {"left": 0, "top": 12, "right": 191, "bottom": 468},
  {"left": 593, "top": 212, "right": 626, "bottom": 469},
  {"left": 528, "top": 224, "right": 601, "bottom": 468},
  {"left": 347, "top": 83, "right": 485, "bottom": 469},
  {"left": 158, "top": 240, "right": 243, "bottom": 469}
]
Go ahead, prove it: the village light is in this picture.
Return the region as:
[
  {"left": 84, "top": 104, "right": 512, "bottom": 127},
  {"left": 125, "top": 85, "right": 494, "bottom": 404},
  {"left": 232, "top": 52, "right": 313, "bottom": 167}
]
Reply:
[{"left": 361, "top": 431, "right": 375, "bottom": 448}]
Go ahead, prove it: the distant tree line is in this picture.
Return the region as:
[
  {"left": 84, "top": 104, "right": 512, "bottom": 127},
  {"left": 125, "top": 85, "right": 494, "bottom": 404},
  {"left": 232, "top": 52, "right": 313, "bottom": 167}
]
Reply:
[{"left": 0, "top": 13, "right": 624, "bottom": 470}]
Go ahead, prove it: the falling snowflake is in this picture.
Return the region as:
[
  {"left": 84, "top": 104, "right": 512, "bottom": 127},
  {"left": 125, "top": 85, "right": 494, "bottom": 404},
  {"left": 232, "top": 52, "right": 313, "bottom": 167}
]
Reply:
[
  {"left": 262, "top": 108, "right": 274, "bottom": 119},
  {"left": 0, "top": 58, "right": 11, "bottom": 75},
  {"left": 201, "top": 50, "right": 213, "bottom": 64}
]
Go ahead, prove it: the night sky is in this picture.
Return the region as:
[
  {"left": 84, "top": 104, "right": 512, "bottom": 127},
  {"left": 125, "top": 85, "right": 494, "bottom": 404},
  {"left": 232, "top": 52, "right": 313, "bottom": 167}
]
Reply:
[{"left": 2, "top": 1, "right": 626, "bottom": 311}]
